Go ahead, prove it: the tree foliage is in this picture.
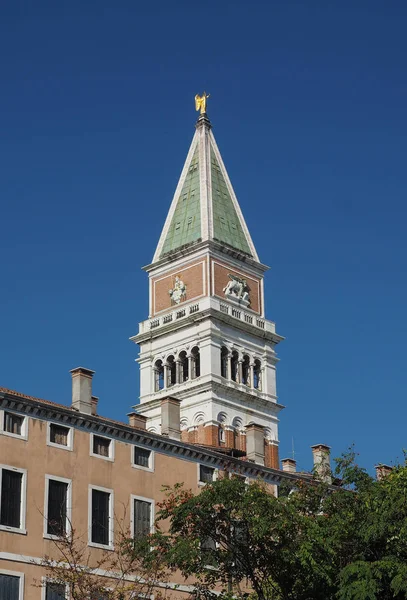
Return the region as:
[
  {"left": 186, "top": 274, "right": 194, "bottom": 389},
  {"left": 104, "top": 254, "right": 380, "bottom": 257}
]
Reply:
[{"left": 143, "top": 451, "right": 407, "bottom": 600}]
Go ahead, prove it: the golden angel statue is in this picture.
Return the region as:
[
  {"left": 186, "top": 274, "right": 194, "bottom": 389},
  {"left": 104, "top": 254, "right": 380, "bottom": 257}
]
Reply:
[{"left": 195, "top": 92, "right": 210, "bottom": 115}]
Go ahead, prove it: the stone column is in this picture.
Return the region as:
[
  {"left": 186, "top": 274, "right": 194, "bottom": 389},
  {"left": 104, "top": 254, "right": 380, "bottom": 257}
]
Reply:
[
  {"left": 250, "top": 363, "right": 255, "bottom": 389},
  {"left": 188, "top": 354, "right": 193, "bottom": 380},
  {"left": 227, "top": 354, "right": 232, "bottom": 380},
  {"left": 163, "top": 364, "right": 168, "bottom": 389}
]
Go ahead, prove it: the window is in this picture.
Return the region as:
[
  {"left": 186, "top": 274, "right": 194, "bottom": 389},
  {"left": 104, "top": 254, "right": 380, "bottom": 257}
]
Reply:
[
  {"left": 0, "top": 571, "right": 24, "bottom": 599},
  {"left": 90, "top": 435, "right": 114, "bottom": 461},
  {"left": 0, "top": 466, "right": 26, "bottom": 532},
  {"left": 47, "top": 423, "right": 73, "bottom": 451},
  {"left": 1, "top": 410, "right": 27, "bottom": 440},
  {"left": 154, "top": 359, "right": 164, "bottom": 391},
  {"left": 133, "top": 446, "right": 153, "bottom": 471},
  {"left": 220, "top": 346, "right": 228, "bottom": 378},
  {"left": 45, "top": 476, "right": 71, "bottom": 538},
  {"left": 199, "top": 465, "right": 215, "bottom": 484},
  {"left": 90, "top": 487, "right": 113, "bottom": 548},
  {"left": 253, "top": 359, "right": 262, "bottom": 390},
  {"left": 191, "top": 346, "right": 200, "bottom": 378},
  {"left": 45, "top": 581, "right": 66, "bottom": 600},
  {"left": 218, "top": 427, "right": 225, "bottom": 444},
  {"left": 178, "top": 351, "right": 188, "bottom": 383},
  {"left": 242, "top": 355, "right": 250, "bottom": 386},
  {"left": 132, "top": 496, "right": 153, "bottom": 540},
  {"left": 166, "top": 356, "right": 176, "bottom": 386},
  {"left": 230, "top": 351, "right": 239, "bottom": 382}
]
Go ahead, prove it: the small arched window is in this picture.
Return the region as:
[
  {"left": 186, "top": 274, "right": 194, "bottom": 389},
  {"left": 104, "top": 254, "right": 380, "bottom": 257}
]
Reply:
[
  {"left": 179, "top": 351, "right": 188, "bottom": 383},
  {"left": 191, "top": 346, "right": 200, "bottom": 378},
  {"left": 167, "top": 355, "right": 176, "bottom": 387},
  {"left": 242, "top": 355, "right": 250, "bottom": 386},
  {"left": 253, "top": 359, "right": 262, "bottom": 390},
  {"left": 218, "top": 427, "right": 225, "bottom": 444},
  {"left": 154, "top": 360, "right": 164, "bottom": 391},
  {"left": 221, "top": 346, "right": 228, "bottom": 379},
  {"left": 230, "top": 351, "right": 239, "bottom": 382}
]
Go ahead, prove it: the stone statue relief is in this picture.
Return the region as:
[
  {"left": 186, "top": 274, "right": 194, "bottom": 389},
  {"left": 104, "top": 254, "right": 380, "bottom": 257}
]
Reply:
[
  {"left": 223, "top": 274, "right": 250, "bottom": 307},
  {"left": 169, "top": 276, "right": 186, "bottom": 305}
]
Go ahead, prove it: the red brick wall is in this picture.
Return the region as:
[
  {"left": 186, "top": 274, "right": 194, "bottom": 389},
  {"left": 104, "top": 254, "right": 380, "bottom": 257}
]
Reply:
[
  {"left": 211, "top": 259, "right": 261, "bottom": 314},
  {"left": 152, "top": 259, "right": 207, "bottom": 315}
]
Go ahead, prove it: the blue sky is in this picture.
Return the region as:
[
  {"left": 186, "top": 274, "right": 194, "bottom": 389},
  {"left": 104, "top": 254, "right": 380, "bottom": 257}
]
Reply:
[{"left": 1, "top": 1, "right": 406, "bottom": 473}]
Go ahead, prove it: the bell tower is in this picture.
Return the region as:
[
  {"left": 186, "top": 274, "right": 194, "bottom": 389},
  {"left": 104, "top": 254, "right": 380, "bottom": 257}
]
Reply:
[{"left": 131, "top": 97, "right": 283, "bottom": 468}]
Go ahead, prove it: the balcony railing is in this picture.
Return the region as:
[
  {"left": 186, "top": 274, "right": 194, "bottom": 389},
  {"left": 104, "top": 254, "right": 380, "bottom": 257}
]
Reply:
[{"left": 138, "top": 297, "right": 276, "bottom": 336}]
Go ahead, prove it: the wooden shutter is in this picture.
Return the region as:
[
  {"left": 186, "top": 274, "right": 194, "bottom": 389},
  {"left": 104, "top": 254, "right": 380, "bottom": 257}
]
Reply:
[
  {"left": 0, "top": 469, "right": 22, "bottom": 528},
  {"left": 0, "top": 573, "right": 20, "bottom": 600},
  {"left": 134, "top": 447, "right": 150, "bottom": 468},
  {"left": 134, "top": 499, "right": 151, "bottom": 538},
  {"left": 47, "top": 480, "right": 68, "bottom": 536},
  {"left": 91, "top": 489, "right": 109, "bottom": 545},
  {"left": 45, "top": 582, "right": 66, "bottom": 600}
]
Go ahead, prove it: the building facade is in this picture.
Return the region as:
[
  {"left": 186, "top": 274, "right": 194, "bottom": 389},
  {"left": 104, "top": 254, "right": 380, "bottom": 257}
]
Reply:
[{"left": 0, "top": 105, "right": 310, "bottom": 599}]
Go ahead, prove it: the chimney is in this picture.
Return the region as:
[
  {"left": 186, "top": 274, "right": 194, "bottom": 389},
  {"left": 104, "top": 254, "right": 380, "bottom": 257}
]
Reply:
[
  {"left": 311, "top": 444, "right": 332, "bottom": 483},
  {"left": 91, "top": 396, "right": 98, "bottom": 416},
  {"left": 281, "top": 458, "right": 297, "bottom": 473},
  {"left": 375, "top": 464, "right": 393, "bottom": 481},
  {"left": 70, "top": 367, "right": 95, "bottom": 415},
  {"left": 161, "top": 397, "right": 181, "bottom": 440},
  {"left": 127, "top": 412, "right": 147, "bottom": 430},
  {"left": 245, "top": 423, "right": 265, "bottom": 466}
]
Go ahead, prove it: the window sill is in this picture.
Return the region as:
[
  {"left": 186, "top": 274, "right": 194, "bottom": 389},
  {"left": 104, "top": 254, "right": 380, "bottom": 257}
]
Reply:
[
  {"left": 44, "top": 532, "right": 70, "bottom": 541},
  {"left": 89, "top": 452, "right": 114, "bottom": 462},
  {"left": 0, "top": 431, "right": 28, "bottom": 441},
  {"left": 132, "top": 463, "right": 154, "bottom": 473},
  {"left": 88, "top": 541, "right": 114, "bottom": 551},
  {"left": 0, "top": 525, "right": 27, "bottom": 535},
  {"left": 46, "top": 441, "right": 73, "bottom": 452}
]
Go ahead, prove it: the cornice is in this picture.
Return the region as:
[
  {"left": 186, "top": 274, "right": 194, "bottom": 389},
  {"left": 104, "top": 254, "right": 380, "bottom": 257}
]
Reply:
[{"left": 0, "top": 391, "right": 299, "bottom": 486}]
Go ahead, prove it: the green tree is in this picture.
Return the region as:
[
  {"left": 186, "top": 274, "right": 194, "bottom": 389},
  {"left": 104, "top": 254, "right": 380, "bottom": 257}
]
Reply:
[{"left": 142, "top": 453, "right": 407, "bottom": 600}]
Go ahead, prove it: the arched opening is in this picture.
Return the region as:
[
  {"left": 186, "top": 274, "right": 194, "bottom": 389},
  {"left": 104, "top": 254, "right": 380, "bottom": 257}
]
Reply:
[
  {"left": 191, "top": 346, "right": 200, "bottom": 378},
  {"left": 154, "top": 360, "right": 164, "bottom": 391},
  {"left": 179, "top": 351, "right": 188, "bottom": 383},
  {"left": 253, "top": 359, "right": 262, "bottom": 390},
  {"left": 221, "top": 346, "right": 228, "bottom": 379},
  {"left": 166, "top": 355, "right": 176, "bottom": 387},
  {"left": 218, "top": 427, "right": 225, "bottom": 444},
  {"left": 242, "top": 355, "right": 250, "bottom": 386},
  {"left": 230, "top": 350, "right": 239, "bottom": 382}
]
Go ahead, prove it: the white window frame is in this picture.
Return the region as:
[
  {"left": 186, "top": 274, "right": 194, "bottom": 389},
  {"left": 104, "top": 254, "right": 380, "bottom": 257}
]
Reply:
[
  {"left": 89, "top": 433, "right": 115, "bottom": 462},
  {"left": 130, "top": 494, "right": 155, "bottom": 538},
  {"left": 0, "top": 568, "right": 25, "bottom": 599},
  {"left": 41, "top": 577, "right": 69, "bottom": 600},
  {"left": 46, "top": 422, "right": 74, "bottom": 452},
  {"left": 43, "top": 474, "right": 72, "bottom": 541},
  {"left": 0, "top": 464, "right": 27, "bottom": 535},
  {"left": 88, "top": 484, "right": 114, "bottom": 550},
  {"left": 0, "top": 410, "right": 28, "bottom": 441},
  {"left": 198, "top": 463, "right": 218, "bottom": 486},
  {"left": 131, "top": 444, "right": 154, "bottom": 473}
]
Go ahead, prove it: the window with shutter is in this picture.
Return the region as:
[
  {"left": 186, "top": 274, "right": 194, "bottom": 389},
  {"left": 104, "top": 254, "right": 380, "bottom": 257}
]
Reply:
[
  {"left": 3, "top": 412, "right": 24, "bottom": 436},
  {"left": 49, "top": 424, "right": 69, "bottom": 447},
  {"left": 134, "top": 447, "right": 151, "bottom": 468},
  {"left": 45, "top": 581, "right": 66, "bottom": 600},
  {"left": 0, "top": 573, "right": 20, "bottom": 599},
  {"left": 91, "top": 489, "right": 110, "bottom": 546},
  {"left": 92, "top": 435, "right": 112, "bottom": 458},
  {"left": 133, "top": 499, "right": 151, "bottom": 539},
  {"left": 0, "top": 469, "right": 23, "bottom": 529},
  {"left": 47, "top": 480, "right": 68, "bottom": 536},
  {"left": 199, "top": 465, "right": 215, "bottom": 483}
]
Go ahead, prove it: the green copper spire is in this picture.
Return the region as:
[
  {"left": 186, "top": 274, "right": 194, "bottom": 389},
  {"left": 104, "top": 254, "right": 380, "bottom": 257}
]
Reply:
[
  {"left": 160, "top": 145, "right": 201, "bottom": 256},
  {"left": 210, "top": 147, "right": 252, "bottom": 255},
  {"left": 154, "top": 112, "right": 258, "bottom": 262}
]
